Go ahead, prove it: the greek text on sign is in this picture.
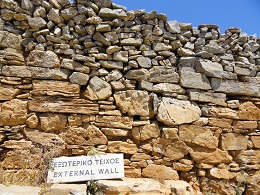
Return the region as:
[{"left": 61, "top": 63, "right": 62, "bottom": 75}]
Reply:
[{"left": 47, "top": 153, "right": 124, "bottom": 183}]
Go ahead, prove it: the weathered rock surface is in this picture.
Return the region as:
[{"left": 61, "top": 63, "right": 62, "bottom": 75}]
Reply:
[
  {"left": 142, "top": 164, "right": 179, "bottom": 180},
  {"left": 114, "top": 90, "right": 151, "bottom": 117},
  {"left": 157, "top": 97, "right": 201, "bottom": 125},
  {"left": 221, "top": 133, "right": 248, "bottom": 150},
  {"left": 0, "top": 84, "right": 20, "bottom": 100},
  {"left": 107, "top": 141, "right": 137, "bottom": 154}
]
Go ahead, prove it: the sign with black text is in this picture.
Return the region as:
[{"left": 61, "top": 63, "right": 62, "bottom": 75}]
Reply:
[{"left": 47, "top": 153, "right": 124, "bottom": 183}]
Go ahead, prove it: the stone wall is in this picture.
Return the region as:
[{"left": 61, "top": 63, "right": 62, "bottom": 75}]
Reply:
[{"left": 0, "top": 0, "right": 259, "bottom": 194}]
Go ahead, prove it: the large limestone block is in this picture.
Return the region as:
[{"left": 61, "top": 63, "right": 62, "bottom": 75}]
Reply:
[
  {"left": 0, "top": 31, "right": 22, "bottom": 49},
  {"left": 189, "top": 91, "right": 226, "bottom": 106},
  {"left": 142, "top": 164, "right": 179, "bottom": 180},
  {"left": 83, "top": 76, "right": 112, "bottom": 100},
  {"left": 99, "top": 8, "right": 127, "bottom": 20},
  {"left": 209, "top": 167, "right": 237, "bottom": 179},
  {"left": 69, "top": 72, "right": 89, "bottom": 85},
  {"left": 107, "top": 141, "right": 137, "bottom": 154},
  {"left": 149, "top": 66, "right": 179, "bottom": 83},
  {"left": 114, "top": 90, "right": 151, "bottom": 117},
  {"left": 190, "top": 148, "right": 233, "bottom": 164},
  {"left": 26, "top": 50, "right": 60, "bottom": 68},
  {"left": 246, "top": 171, "right": 260, "bottom": 195},
  {"left": 0, "top": 48, "right": 25, "bottom": 65},
  {"left": 60, "top": 125, "right": 107, "bottom": 146},
  {"left": 251, "top": 136, "right": 260, "bottom": 148},
  {"left": 28, "top": 97, "right": 99, "bottom": 115},
  {"left": 152, "top": 83, "right": 185, "bottom": 94},
  {"left": 163, "top": 141, "right": 190, "bottom": 161},
  {"left": 165, "top": 20, "right": 181, "bottom": 34},
  {"left": 238, "top": 102, "right": 260, "bottom": 120},
  {"left": 211, "top": 78, "right": 260, "bottom": 98},
  {"left": 157, "top": 97, "right": 201, "bottom": 125},
  {"left": 132, "top": 123, "right": 160, "bottom": 141},
  {"left": 25, "top": 131, "right": 65, "bottom": 148},
  {"left": 2, "top": 65, "right": 31, "bottom": 77},
  {"left": 220, "top": 133, "right": 248, "bottom": 150},
  {"left": 179, "top": 125, "right": 220, "bottom": 149},
  {"left": 179, "top": 70, "right": 211, "bottom": 90},
  {"left": 120, "top": 38, "right": 142, "bottom": 47},
  {"left": 40, "top": 113, "right": 67, "bottom": 132},
  {"left": 0, "top": 84, "right": 20, "bottom": 100},
  {"left": 32, "top": 80, "right": 80, "bottom": 97},
  {"left": 207, "top": 107, "right": 238, "bottom": 119},
  {"left": 0, "top": 99, "right": 27, "bottom": 126},
  {"left": 29, "top": 67, "right": 70, "bottom": 80},
  {"left": 196, "top": 59, "right": 224, "bottom": 78}
]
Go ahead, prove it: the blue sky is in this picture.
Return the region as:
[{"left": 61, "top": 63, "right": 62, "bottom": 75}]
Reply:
[{"left": 113, "top": 0, "right": 260, "bottom": 36}]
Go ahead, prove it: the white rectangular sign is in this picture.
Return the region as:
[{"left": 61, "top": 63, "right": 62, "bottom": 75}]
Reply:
[{"left": 47, "top": 153, "right": 124, "bottom": 183}]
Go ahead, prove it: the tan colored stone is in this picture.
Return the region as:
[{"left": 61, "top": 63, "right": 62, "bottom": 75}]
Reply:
[
  {"left": 246, "top": 170, "right": 260, "bottom": 195},
  {"left": 83, "top": 76, "right": 112, "bottom": 100},
  {"left": 142, "top": 164, "right": 179, "bottom": 180},
  {"left": 132, "top": 123, "right": 160, "bottom": 141},
  {"left": 162, "top": 128, "right": 178, "bottom": 140},
  {"left": 114, "top": 90, "right": 151, "bottom": 117},
  {"left": 60, "top": 125, "right": 107, "bottom": 146},
  {"left": 208, "top": 117, "right": 233, "bottom": 128},
  {"left": 238, "top": 102, "right": 260, "bottom": 120},
  {"left": 173, "top": 160, "right": 193, "bottom": 172},
  {"left": 131, "top": 153, "right": 151, "bottom": 161},
  {"left": 0, "top": 99, "right": 28, "bottom": 126},
  {"left": 40, "top": 113, "right": 67, "bottom": 132},
  {"left": 221, "top": 133, "right": 248, "bottom": 150},
  {"left": 190, "top": 148, "right": 233, "bottom": 164},
  {"left": 164, "top": 141, "right": 190, "bottom": 160},
  {"left": 157, "top": 97, "right": 201, "bottom": 125},
  {"left": 233, "top": 120, "right": 258, "bottom": 129},
  {"left": 188, "top": 91, "right": 227, "bottom": 106},
  {"left": 0, "top": 133, "right": 6, "bottom": 144},
  {"left": 235, "top": 150, "right": 260, "bottom": 168},
  {"left": 0, "top": 84, "right": 20, "bottom": 100},
  {"left": 101, "top": 128, "right": 129, "bottom": 137},
  {"left": 179, "top": 125, "right": 220, "bottom": 149},
  {"left": 208, "top": 107, "right": 238, "bottom": 119},
  {"left": 68, "top": 115, "right": 82, "bottom": 127},
  {"left": 28, "top": 97, "right": 99, "bottom": 115},
  {"left": 209, "top": 167, "right": 237, "bottom": 179},
  {"left": 124, "top": 167, "right": 141, "bottom": 178},
  {"left": 251, "top": 136, "right": 260, "bottom": 148},
  {"left": 95, "top": 115, "right": 133, "bottom": 130},
  {"left": 26, "top": 114, "right": 39, "bottom": 129},
  {"left": 2, "top": 149, "right": 41, "bottom": 169},
  {"left": 25, "top": 131, "right": 65, "bottom": 148},
  {"left": 2, "top": 169, "right": 42, "bottom": 186},
  {"left": 107, "top": 141, "right": 137, "bottom": 154},
  {"left": 32, "top": 80, "right": 80, "bottom": 97},
  {"left": 1, "top": 140, "right": 32, "bottom": 149}
]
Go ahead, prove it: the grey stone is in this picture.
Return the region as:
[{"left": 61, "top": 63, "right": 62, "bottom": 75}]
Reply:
[
  {"left": 179, "top": 70, "right": 212, "bottom": 90},
  {"left": 166, "top": 20, "right": 181, "bottom": 34},
  {"left": 93, "top": 32, "right": 111, "bottom": 46},
  {"left": 136, "top": 56, "right": 151, "bottom": 68},
  {"left": 2, "top": 65, "right": 31, "bottom": 77},
  {"left": 189, "top": 90, "right": 227, "bottom": 106},
  {"left": 29, "top": 67, "right": 70, "bottom": 80},
  {"left": 26, "top": 50, "right": 60, "bottom": 68},
  {"left": 120, "top": 38, "right": 142, "bottom": 46},
  {"left": 99, "top": 8, "right": 127, "bottom": 20},
  {"left": 28, "top": 17, "right": 46, "bottom": 29},
  {"left": 152, "top": 83, "right": 185, "bottom": 94},
  {"left": 113, "top": 51, "right": 128, "bottom": 63},
  {"left": 153, "top": 42, "right": 172, "bottom": 52},
  {"left": 0, "top": 31, "right": 22, "bottom": 49},
  {"left": 196, "top": 58, "right": 224, "bottom": 78},
  {"left": 100, "top": 60, "right": 124, "bottom": 70},
  {"left": 149, "top": 66, "right": 179, "bottom": 83},
  {"left": 69, "top": 72, "right": 89, "bottom": 85},
  {"left": 211, "top": 78, "right": 260, "bottom": 98},
  {"left": 83, "top": 76, "right": 112, "bottom": 100},
  {"left": 61, "top": 59, "right": 90, "bottom": 74},
  {"left": 105, "top": 70, "right": 123, "bottom": 82},
  {"left": 60, "top": 7, "right": 78, "bottom": 21},
  {"left": 47, "top": 8, "right": 63, "bottom": 24},
  {"left": 124, "top": 68, "right": 149, "bottom": 81}
]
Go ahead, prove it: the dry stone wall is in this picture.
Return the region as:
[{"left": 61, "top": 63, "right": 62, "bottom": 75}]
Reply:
[{"left": 0, "top": 0, "right": 260, "bottom": 194}]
